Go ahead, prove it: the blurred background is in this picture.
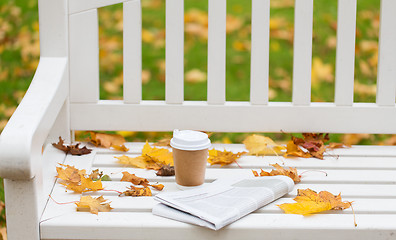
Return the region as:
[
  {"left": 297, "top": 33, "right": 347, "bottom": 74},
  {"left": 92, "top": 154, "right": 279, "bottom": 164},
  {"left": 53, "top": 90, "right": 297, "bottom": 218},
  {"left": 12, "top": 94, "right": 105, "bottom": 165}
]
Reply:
[{"left": 0, "top": 0, "right": 394, "bottom": 238}]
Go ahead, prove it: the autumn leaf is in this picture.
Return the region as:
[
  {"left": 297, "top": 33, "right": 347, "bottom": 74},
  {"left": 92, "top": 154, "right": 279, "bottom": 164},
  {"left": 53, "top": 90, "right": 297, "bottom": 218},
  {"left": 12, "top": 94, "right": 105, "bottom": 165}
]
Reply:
[
  {"left": 185, "top": 69, "right": 207, "bottom": 83},
  {"left": 142, "top": 141, "right": 173, "bottom": 166},
  {"left": 52, "top": 137, "right": 92, "bottom": 155},
  {"left": 156, "top": 164, "right": 175, "bottom": 176},
  {"left": 89, "top": 131, "right": 129, "bottom": 152},
  {"left": 252, "top": 163, "right": 300, "bottom": 183},
  {"left": 120, "top": 186, "right": 152, "bottom": 197},
  {"left": 207, "top": 149, "right": 246, "bottom": 166},
  {"left": 121, "top": 172, "right": 150, "bottom": 187},
  {"left": 56, "top": 164, "right": 103, "bottom": 193},
  {"left": 116, "top": 155, "right": 162, "bottom": 170},
  {"left": 283, "top": 140, "right": 312, "bottom": 158},
  {"left": 243, "top": 134, "right": 286, "bottom": 156},
  {"left": 121, "top": 171, "right": 165, "bottom": 191},
  {"left": 278, "top": 188, "right": 352, "bottom": 215},
  {"left": 153, "top": 137, "right": 171, "bottom": 147},
  {"left": 89, "top": 169, "right": 103, "bottom": 181},
  {"left": 75, "top": 195, "right": 113, "bottom": 215}
]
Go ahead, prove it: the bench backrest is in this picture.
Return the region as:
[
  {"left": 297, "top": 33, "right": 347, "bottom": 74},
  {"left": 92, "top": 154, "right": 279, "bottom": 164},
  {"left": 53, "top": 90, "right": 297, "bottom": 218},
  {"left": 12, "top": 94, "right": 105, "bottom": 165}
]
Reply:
[{"left": 44, "top": 0, "right": 396, "bottom": 134}]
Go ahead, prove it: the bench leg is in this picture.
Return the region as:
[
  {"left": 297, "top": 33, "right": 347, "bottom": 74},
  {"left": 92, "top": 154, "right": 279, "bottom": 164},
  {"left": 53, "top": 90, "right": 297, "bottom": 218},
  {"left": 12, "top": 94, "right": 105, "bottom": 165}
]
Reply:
[{"left": 4, "top": 177, "right": 43, "bottom": 240}]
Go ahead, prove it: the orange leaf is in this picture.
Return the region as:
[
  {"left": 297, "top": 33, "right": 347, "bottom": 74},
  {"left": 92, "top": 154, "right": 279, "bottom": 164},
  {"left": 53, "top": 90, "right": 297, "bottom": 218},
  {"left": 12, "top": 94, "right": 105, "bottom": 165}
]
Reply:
[
  {"left": 207, "top": 149, "right": 246, "bottom": 166},
  {"left": 89, "top": 131, "right": 128, "bottom": 151},
  {"left": 278, "top": 188, "right": 352, "bottom": 215},
  {"left": 253, "top": 163, "right": 300, "bottom": 183},
  {"left": 283, "top": 140, "right": 312, "bottom": 158},
  {"left": 56, "top": 164, "right": 103, "bottom": 193},
  {"left": 120, "top": 186, "right": 152, "bottom": 197},
  {"left": 121, "top": 172, "right": 150, "bottom": 187},
  {"left": 75, "top": 195, "right": 112, "bottom": 215}
]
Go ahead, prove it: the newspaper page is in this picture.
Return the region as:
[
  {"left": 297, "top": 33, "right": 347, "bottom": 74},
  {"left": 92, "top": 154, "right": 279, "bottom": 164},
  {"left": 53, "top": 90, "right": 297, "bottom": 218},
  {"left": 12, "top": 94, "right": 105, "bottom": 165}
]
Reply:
[{"left": 152, "top": 175, "right": 294, "bottom": 230}]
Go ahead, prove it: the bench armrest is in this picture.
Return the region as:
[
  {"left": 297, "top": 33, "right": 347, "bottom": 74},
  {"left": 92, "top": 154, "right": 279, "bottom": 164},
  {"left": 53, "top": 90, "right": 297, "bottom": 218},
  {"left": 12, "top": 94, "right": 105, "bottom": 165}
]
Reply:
[{"left": 0, "top": 57, "right": 68, "bottom": 180}]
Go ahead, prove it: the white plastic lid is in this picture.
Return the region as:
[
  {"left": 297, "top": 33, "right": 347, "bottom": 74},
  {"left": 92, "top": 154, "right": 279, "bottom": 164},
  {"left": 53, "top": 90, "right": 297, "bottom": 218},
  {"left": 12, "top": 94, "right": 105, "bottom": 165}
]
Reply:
[{"left": 170, "top": 129, "right": 211, "bottom": 151}]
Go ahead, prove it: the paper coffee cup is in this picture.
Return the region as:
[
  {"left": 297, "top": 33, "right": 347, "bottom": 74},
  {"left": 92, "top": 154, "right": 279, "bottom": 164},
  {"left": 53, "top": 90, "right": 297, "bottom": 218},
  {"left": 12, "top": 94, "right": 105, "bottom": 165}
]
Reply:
[{"left": 170, "top": 130, "right": 211, "bottom": 187}]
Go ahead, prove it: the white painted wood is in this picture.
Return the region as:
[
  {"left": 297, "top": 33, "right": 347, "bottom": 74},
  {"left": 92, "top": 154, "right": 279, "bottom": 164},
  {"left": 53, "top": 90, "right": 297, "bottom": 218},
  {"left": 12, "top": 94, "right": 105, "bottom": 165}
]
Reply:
[
  {"left": 292, "top": 0, "right": 313, "bottom": 105},
  {"left": 69, "top": 9, "right": 99, "bottom": 103},
  {"left": 334, "top": 0, "right": 357, "bottom": 106},
  {"left": 41, "top": 212, "right": 396, "bottom": 240},
  {"left": 376, "top": 0, "right": 396, "bottom": 106},
  {"left": 70, "top": 101, "right": 396, "bottom": 133},
  {"left": 68, "top": 0, "right": 134, "bottom": 15},
  {"left": 123, "top": 0, "right": 142, "bottom": 103},
  {"left": 207, "top": 0, "right": 226, "bottom": 104},
  {"left": 39, "top": 0, "right": 68, "bottom": 57},
  {"left": 165, "top": 0, "right": 184, "bottom": 104},
  {"left": 0, "top": 57, "right": 68, "bottom": 180},
  {"left": 250, "top": 0, "right": 270, "bottom": 104}
]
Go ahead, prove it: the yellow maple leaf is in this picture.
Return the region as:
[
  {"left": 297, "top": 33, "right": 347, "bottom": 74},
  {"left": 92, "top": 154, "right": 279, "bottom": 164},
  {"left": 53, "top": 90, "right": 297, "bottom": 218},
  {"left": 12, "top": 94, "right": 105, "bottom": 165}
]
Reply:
[
  {"left": 142, "top": 141, "right": 173, "bottom": 166},
  {"left": 243, "top": 134, "right": 286, "bottom": 156},
  {"left": 207, "top": 149, "right": 246, "bottom": 166},
  {"left": 75, "top": 195, "right": 113, "bottom": 215},
  {"left": 56, "top": 164, "right": 103, "bottom": 193},
  {"left": 278, "top": 188, "right": 352, "bottom": 215},
  {"left": 115, "top": 155, "right": 162, "bottom": 170},
  {"left": 283, "top": 140, "right": 312, "bottom": 158}
]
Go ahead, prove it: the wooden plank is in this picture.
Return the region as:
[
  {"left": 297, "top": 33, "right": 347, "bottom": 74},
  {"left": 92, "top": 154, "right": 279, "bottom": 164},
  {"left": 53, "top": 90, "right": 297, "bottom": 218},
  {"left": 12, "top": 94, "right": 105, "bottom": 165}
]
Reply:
[
  {"left": 69, "top": 9, "right": 99, "bottom": 103},
  {"left": 165, "top": 0, "right": 184, "bottom": 104},
  {"left": 250, "top": 0, "right": 270, "bottom": 104},
  {"left": 96, "top": 167, "right": 396, "bottom": 185},
  {"left": 41, "top": 212, "right": 396, "bottom": 240},
  {"left": 70, "top": 101, "right": 396, "bottom": 133},
  {"left": 123, "top": 0, "right": 142, "bottom": 103},
  {"left": 207, "top": 0, "right": 226, "bottom": 104},
  {"left": 334, "top": 0, "right": 357, "bottom": 106},
  {"left": 292, "top": 0, "right": 313, "bottom": 105},
  {"left": 376, "top": 0, "right": 396, "bottom": 106},
  {"left": 69, "top": 0, "right": 135, "bottom": 14}
]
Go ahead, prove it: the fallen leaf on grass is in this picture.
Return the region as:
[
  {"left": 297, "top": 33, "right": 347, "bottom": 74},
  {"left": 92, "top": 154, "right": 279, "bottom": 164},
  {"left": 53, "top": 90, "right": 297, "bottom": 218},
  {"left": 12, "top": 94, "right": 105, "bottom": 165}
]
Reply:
[
  {"left": 52, "top": 137, "right": 92, "bottom": 155},
  {"left": 278, "top": 188, "right": 352, "bottom": 215},
  {"left": 89, "top": 132, "right": 129, "bottom": 152},
  {"left": 75, "top": 195, "right": 113, "bottom": 215},
  {"left": 156, "top": 164, "right": 175, "bottom": 176},
  {"left": 56, "top": 164, "right": 103, "bottom": 193},
  {"left": 243, "top": 134, "right": 286, "bottom": 156},
  {"left": 207, "top": 149, "right": 246, "bottom": 166},
  {"left": 120, "top": 186, "right": 152, "bottom": 197},
  {"left": 252, "top": 163, "right": 300, "bottom": 183}
]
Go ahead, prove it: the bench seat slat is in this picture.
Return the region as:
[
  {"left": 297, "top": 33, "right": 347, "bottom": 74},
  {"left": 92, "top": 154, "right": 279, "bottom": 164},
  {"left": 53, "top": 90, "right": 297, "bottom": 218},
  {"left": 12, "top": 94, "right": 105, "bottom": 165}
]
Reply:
[{"left": 41, "top": 212, "right": 396, "bottom": 240}]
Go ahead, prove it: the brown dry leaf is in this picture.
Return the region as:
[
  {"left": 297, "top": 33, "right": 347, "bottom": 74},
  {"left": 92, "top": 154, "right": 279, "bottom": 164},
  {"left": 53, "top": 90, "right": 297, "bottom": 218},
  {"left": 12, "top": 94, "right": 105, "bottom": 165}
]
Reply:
[
  {"left": 52, "top": 137, "right": 92, "bottom": 156},
  {"left": 121, "top": 172, "right": 150, "bottom": 187},
  {"left": 75, "top": 195, "right": 112, "bottom": 215},
  {"left": 252, "top": 163, "right": 300, "bottom": 183},
  {"left": 120, "top": 186, "right": 152, "bottom": 197},
  {"left": 243, "top": 134, "right": 286, "bottom": 156},
  {"left": 207, "top": 149, "right": 246, "bottom": 166},
  {"left": 89, "top": 132, "right": 128, "bottom": 151},
  {"left": 278, "top": 188, "right": 352, "bottom": 215},
  {"left": 156, "top": 164, "right": 175, "bottom": 176},
  {"left": 56, "top": 164, "right": 103, "bottom": 193}
]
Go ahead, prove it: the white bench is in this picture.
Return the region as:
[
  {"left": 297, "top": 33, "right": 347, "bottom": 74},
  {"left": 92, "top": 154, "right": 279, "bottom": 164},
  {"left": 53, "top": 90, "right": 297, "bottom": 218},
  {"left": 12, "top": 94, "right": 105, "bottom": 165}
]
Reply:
[{"left": 1, "top": 0, "right": 396, "bottom": 239}]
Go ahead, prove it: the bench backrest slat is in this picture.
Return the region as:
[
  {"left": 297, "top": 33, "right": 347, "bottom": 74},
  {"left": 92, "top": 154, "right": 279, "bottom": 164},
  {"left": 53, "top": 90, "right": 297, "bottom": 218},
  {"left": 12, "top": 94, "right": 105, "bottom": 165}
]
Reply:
[
  {"left": 165, "top": 0, "right": 185, "bottom": 104},
  {"left": 207, "top": 0, "right": 227, "bottom": 105},
  {"left": 123, "top": 0, "right": 142, "bottom": 103},
  {"left": 250, "top": 0, "right": 270, "bottom": 105},
  {"left": 334, "top": 0, "right": 357, "bottom": 106},
  {"left": 69, "top": 9, "right": 99, "bottom": 103},
  {"left": 292, "top": 0, "right": 313, "bottom": 106},
  {"left": 65, "top": 0, "right": 396, "bottom": 133},
  {"left": 376, "top": 0, "right": 396, "bottom": 106}
]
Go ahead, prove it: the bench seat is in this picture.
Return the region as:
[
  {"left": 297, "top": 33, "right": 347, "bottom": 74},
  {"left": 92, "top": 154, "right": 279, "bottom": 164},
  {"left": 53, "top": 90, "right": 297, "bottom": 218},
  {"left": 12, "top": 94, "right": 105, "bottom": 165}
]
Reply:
[{"left": 40, "top": 142, "right": 396, "bottom": 240}]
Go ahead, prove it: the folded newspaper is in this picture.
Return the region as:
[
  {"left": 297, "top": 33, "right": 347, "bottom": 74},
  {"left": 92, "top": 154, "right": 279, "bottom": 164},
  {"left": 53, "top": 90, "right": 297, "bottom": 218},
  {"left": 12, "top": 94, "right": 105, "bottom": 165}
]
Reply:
[{"left": 152, "top": 175, "right": 294, "bottom": 230}]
